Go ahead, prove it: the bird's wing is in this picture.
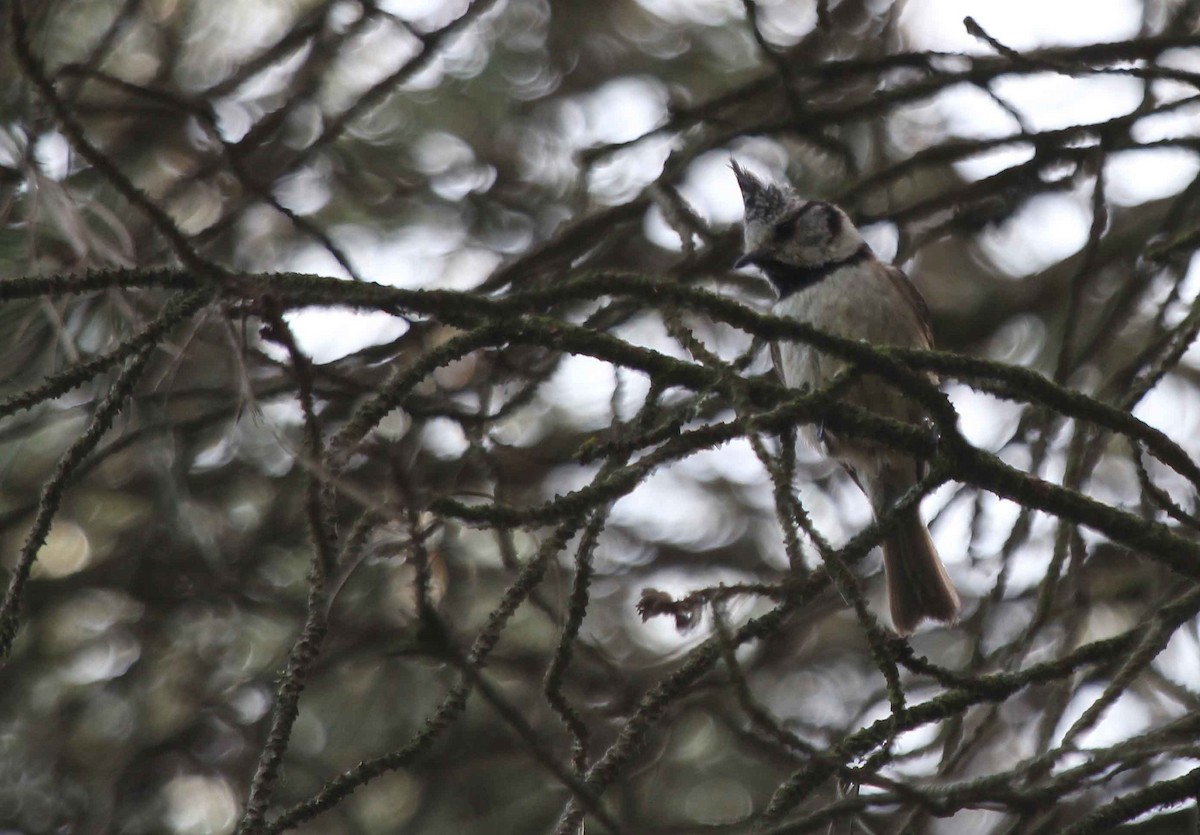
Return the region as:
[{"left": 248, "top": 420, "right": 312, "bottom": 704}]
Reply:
[
  {"left": 769, "top": 341, "right": 786, "bottom": 385},
  {"left": 884, "top": 264, "right": 934, "bottom": 350}
]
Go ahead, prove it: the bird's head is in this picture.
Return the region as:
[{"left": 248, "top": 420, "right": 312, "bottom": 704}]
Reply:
[{"left": 731, "top": 161, "right": 865, "bottom": 274}]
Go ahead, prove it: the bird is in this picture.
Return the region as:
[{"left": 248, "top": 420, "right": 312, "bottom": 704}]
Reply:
[{"left": 732, "top": 161, "right": 959, "bottom": 635}]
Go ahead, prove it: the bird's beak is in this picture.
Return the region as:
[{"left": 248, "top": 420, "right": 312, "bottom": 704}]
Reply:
[{"left": 734, "top": 251, "right": 763, "bottom": 270}]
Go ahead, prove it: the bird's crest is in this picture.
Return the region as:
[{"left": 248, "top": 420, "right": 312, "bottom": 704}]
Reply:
[{"left": 730, "top": 159, "right": 789, "bottom": 223}]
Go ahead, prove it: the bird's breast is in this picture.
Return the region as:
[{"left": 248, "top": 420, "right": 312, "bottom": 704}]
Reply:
[
  {"left": 775, "top": 262, "right": 923, "bottom": 344},
  {"left": 771, "top": 261, "right": 922, "bottom": 390}
]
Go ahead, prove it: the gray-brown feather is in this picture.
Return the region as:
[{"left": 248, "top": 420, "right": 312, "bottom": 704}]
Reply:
[{"left": 771, "top": 254, "right": 933, "bottom": 510}]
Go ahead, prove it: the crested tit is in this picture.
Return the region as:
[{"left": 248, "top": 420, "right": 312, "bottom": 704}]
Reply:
[{"left": 733, "top": 161, "right": 960, "bottom": 635}]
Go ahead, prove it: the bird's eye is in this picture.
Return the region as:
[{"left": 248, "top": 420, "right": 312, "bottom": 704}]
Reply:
[{"left": 772, "top": 216, "right": 796, "bottom": 242}]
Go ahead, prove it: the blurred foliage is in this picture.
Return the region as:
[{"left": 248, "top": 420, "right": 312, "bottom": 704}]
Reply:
[{"left": 4, "top": 0, "right": 1200, "bottom": 833}]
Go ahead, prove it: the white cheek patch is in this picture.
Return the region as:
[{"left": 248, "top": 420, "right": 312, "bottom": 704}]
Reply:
[{"left": 742, "top": 219, "right": 773, "bottom": 253}]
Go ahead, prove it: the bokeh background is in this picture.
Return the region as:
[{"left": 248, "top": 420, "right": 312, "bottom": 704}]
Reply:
[{"left": 3, "top": 0, "right": 1200, "bottom": 832}]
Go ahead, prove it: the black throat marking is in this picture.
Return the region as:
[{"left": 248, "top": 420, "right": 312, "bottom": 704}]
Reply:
[{"left": 758, "top": 243, "right": 872, "bottom": 299}]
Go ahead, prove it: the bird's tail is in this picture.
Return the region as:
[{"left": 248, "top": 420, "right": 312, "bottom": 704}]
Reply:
[{"left": 882, "top": 506, "right": 960, "bottom": 635}]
